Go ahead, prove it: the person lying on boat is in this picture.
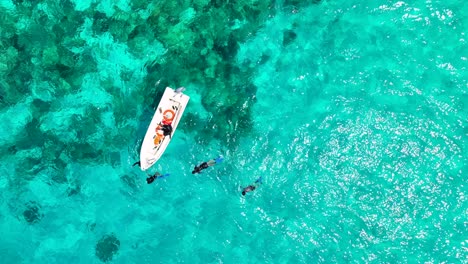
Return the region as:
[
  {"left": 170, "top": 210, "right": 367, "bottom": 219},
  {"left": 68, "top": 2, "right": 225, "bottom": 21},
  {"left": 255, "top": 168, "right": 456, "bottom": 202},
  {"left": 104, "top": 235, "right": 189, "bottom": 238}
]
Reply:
[
  {"left": 146, "top": 172, "right": 170, "bottom": 184},
  {"left": 153, "top": 123, "right": 173, "bottom": 145},
  {"left": 161, "top": 123, "right": 172, "bottom": 138},
  {"left": 192, "top": 156, "right": 224, "bottom": 174},
  {"left": 242, "top": 176, "right": 262, "bottom": 196}
]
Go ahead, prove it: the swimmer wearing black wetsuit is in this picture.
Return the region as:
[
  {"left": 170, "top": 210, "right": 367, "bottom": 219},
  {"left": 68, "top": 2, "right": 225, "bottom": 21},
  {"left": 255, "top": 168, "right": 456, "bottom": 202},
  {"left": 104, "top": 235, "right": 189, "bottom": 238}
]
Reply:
[
  {"left": 192, "top": 156, "right": 224, "bottom": 174},
  {"left": 242, "top": 176, "right": 262, "bottom": 196},
  {"left": 146, "top": 172, "right": 170, "bottom": 184}
]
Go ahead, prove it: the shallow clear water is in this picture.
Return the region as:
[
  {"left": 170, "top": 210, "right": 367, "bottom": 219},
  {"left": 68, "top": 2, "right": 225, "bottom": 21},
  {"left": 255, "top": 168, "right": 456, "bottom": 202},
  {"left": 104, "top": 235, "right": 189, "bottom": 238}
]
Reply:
[{"left": 0, "top": 0, "right": 466, "bottom": 263}]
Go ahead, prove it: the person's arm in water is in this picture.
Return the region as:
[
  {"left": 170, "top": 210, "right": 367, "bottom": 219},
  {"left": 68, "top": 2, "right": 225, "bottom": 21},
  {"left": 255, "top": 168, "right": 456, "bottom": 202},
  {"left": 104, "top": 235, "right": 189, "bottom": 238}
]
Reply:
[{"left": 132, "top": 161, "right": 141, "bottom": 167}]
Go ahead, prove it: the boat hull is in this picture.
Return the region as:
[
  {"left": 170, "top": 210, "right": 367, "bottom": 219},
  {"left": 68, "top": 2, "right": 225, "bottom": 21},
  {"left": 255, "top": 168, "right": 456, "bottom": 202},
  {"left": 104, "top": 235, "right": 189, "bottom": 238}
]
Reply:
[{"left": 139, "top": 87, "right": 190, "bottom": 170}]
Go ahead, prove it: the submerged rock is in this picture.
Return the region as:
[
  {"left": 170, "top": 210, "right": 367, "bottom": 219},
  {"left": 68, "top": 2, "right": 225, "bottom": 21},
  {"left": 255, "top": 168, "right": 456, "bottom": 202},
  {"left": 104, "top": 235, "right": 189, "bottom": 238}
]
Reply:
[
  {"left": 23, "top": 202, "right": 43, "bottom": 224},
  {"left": 120, "top": 174, "right": 139, "bottom": 191},
  {"left": 67, "top": 183, "right": 81, "bottom": 196},
  {"left": 95, "top": 233, "right": 120, "bottom": 262},
  {"left": 283, "top": 29, "right": 297, "bottom": 46}
]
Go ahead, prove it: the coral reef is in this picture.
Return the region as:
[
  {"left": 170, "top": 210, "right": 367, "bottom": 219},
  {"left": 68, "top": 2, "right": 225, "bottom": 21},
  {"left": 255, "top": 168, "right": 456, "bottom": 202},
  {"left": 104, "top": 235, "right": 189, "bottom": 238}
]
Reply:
[
  {"left": 95, "top": 233, "right": 120, "bottom": 262},
  {"left": 0, "top": 0, "right": 292, "bottom": 186},
  {"left": 23, "top": 201, "right": 43, "bottom": 224}
]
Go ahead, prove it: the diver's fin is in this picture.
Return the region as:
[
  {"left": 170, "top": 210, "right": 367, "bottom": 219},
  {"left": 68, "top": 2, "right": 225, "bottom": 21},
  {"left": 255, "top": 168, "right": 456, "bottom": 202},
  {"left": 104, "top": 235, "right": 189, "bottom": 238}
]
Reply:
[
  {"left": 159, "top": 173, "right": 170, "bottom": 179},
  {"left": 214, "top": 156, "right": 224, "bottom": 164}
]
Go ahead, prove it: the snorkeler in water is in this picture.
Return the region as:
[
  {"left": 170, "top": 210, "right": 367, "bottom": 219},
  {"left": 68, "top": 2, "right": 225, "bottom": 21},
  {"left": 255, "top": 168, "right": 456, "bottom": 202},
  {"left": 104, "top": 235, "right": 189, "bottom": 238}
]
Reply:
[
  {"left": 146, "top": 172, "right": 170, "bottom": 184},
  {"left": 192, "top": 156, "right": 224, "bottom": 174},
  {"left": 242, "top": 176, "right": 262, "bottom": 196}
]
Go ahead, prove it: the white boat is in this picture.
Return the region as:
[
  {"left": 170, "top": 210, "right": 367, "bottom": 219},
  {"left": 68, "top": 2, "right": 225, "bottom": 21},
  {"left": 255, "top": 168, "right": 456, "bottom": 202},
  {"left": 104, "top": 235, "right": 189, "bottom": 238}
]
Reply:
[{"left": 139, "top": 87, "right": 190, "bottom": 170}]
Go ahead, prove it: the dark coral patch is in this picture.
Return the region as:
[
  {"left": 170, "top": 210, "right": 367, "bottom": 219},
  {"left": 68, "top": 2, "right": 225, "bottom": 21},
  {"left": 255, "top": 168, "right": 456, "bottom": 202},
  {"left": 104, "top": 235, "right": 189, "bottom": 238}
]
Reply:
[
  {"left": 120, "top": 174, "right": 138, "bottom": 191},
  {"left": 67, "top": 183, "right": 81, "bottom": 196},
  {"left": 283, "top": 29, "right": 297, "bottom": 46},
  {"left": 23, "top": 202, "right": 43, "bottom": 224},
  {"left": 95, "top": 233, "right": 120, "bottom": 262}
]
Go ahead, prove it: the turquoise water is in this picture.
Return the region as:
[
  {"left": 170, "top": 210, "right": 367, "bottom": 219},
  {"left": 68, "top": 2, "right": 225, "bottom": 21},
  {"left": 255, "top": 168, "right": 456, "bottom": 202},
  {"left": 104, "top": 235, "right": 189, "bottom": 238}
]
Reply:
[{"left": 0, "top": 0, "right": 467, "bottom": 263}]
